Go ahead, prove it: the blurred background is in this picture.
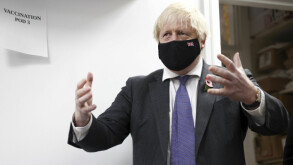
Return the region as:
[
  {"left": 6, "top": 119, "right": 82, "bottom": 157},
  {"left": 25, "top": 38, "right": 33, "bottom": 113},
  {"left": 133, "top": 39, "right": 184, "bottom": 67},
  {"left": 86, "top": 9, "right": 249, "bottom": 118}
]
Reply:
[{"left": 220, "top": 0, "right": 293, "bottom": 165}]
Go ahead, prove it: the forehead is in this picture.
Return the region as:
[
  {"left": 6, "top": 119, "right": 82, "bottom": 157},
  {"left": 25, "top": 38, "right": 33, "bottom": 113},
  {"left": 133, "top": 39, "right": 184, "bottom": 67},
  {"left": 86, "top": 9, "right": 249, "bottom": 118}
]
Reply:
[
  {"left": 161, "top": 21, "right": 192, "bottom": 31},
  {"left": 160, "top": 20, "right": 196, "bottom": 34}
]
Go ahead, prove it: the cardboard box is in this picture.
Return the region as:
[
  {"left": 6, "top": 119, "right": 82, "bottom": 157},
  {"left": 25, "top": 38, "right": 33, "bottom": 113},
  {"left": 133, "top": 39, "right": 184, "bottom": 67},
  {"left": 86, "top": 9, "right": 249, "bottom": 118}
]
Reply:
[
  {"left": 258, "top": 49, "right": 285, "bottom": 72},
  {"left": 250, "top": 9, "right": 293, "bottom": 36},
  {"left": 258, "top": 78, "right": 291, "bottom": 93},
  {"left": 254, "top": 135, "right": 283, "bottom": 163},
  {"left": 250, "top": 9, "right": 271, "bottom": 36}
]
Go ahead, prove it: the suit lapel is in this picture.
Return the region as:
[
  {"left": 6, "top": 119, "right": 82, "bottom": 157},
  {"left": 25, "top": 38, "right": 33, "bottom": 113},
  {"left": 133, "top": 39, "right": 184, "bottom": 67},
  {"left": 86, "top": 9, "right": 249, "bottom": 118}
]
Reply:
[
  {"left": 149, "top": 71, "right": 170, "bottom": 162},
  {"left": 194, "top": 62, "right": 218, "bottom": 158}
]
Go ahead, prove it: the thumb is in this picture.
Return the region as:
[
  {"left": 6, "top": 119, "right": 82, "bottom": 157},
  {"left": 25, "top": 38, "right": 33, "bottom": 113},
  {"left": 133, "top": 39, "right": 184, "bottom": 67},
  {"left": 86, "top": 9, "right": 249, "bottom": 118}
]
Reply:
[
  {"left": 233, "top": 52, "right": 242, "bottom": 68},
  {"left": 86, "top": 72, "right": 93, "bottom": 88}
]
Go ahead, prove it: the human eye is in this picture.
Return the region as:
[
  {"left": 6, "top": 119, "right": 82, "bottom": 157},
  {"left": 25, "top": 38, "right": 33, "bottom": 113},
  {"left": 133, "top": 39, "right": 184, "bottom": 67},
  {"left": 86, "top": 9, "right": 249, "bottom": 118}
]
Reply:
[
  {"left": 179, "top": 31, "right": 186, "bottom": 35},
  {"left": 163, "top": 32, "right": 170, "bottom": 37}
]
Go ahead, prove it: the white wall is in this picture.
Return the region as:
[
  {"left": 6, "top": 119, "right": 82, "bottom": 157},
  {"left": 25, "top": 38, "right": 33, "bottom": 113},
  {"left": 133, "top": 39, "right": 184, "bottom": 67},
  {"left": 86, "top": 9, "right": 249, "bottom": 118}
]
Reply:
[{"left": 0, "top": 0, "right": 221, "bottom": 164}]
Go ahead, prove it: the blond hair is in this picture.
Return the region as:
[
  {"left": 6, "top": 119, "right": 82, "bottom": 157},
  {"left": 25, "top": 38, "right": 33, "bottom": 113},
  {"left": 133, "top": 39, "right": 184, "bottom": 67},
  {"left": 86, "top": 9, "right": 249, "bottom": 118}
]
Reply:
[{"left": 153, "top": 2, "right": 208, "bottom": 42}]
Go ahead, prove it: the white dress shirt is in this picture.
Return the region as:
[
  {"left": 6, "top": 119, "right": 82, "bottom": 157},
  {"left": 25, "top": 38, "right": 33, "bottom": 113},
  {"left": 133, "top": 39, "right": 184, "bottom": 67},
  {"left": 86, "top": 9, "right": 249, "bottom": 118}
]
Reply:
[{"left": 72, "top": 57, "right": 266, "bottom": 163}]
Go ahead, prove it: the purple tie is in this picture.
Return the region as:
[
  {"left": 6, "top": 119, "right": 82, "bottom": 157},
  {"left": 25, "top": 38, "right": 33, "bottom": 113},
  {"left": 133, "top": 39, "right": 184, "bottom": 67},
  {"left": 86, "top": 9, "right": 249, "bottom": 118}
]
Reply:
[{"left": 170, "top": 75, "right": 195, "bottom": 165}]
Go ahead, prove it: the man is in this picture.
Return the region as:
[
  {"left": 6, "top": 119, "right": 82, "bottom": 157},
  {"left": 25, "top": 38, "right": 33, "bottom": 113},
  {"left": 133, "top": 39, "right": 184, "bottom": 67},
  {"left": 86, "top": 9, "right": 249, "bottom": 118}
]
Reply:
[{"left": 68, "top": 3, "right": 288, "bottom": 165}]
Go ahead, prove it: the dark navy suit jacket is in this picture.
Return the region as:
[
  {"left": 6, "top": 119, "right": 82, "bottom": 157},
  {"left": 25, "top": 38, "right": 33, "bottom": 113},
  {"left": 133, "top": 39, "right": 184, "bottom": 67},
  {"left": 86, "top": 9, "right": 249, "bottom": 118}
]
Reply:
[{"left": 68, "top": 61, "right": 288, "bottom": 165}]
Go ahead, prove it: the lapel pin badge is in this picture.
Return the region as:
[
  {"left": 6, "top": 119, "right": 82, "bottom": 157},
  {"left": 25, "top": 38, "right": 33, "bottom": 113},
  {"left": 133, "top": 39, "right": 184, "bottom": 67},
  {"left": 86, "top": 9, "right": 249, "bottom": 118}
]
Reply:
[{"left": 204, "top": 77, "right": 213, "bottom": 92}]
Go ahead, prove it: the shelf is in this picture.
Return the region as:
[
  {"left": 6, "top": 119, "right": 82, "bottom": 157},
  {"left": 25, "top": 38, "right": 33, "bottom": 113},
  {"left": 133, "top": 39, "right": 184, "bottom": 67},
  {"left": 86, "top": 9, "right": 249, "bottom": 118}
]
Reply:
[{"left": 251, "top": 18, "right": 293, "bottom": 41}]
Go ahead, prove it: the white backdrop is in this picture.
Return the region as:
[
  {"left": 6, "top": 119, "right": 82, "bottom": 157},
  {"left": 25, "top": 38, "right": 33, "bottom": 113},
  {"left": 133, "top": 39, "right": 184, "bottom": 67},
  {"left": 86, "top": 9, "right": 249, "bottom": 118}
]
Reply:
[{"left": 0, "top": 0, "right": 220, "bottom": 164}]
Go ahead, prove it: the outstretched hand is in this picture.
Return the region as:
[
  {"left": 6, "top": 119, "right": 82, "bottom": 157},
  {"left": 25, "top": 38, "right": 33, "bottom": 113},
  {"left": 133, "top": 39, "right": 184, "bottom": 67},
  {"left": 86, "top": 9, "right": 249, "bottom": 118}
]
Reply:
[
  {"left": 206, "top": 53, "right": 258, "bottom": 105},
  {"left": 74, "top": 72, "right": 97, "bottom": 126}
]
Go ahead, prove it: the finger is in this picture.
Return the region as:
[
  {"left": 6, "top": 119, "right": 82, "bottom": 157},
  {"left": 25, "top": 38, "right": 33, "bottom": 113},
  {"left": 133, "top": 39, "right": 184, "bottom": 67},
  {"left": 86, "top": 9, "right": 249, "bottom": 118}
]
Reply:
[
  {"left": 208, "top": 66, "right": 234, "bottom": 81},
  {"left": 86, "top": 72, "right": 93, "bottom": 88},
  {"left": 87, "top": 97, "right": 93, "bottom": 106},
  {"left": 76, "top": 87, "right": 91, "bottom": 98},
  {"left": 80, "top": 104, "right": 97, "bottom": 113},
  {"left": 206, "top": 74, "right": 231, "bottom": 86},
  {"left": 233, "top": 52, "right": 243, "bottom": 68},
  {"left": 207, "top": 88, "right": 228, "bottom": 96},
  {"left": 76, "top": 92, "right": 92, "bottom": 106},
  {"left": 217, "top": 54, "right": 236, "bottom": 72},
  {"left": 77, "top": 78, "right": 87, "bottom": 90}
]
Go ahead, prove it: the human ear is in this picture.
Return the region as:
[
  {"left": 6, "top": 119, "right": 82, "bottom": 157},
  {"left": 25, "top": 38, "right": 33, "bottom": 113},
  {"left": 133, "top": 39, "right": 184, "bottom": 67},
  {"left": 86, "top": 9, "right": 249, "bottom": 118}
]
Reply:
[{"left": 200, "top": 35, "right": 206, "bottom": 49}]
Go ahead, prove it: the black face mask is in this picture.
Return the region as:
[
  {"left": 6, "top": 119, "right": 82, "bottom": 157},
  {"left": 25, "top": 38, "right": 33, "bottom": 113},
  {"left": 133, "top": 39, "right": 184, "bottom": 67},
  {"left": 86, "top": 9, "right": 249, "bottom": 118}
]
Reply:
[{"left": 158, "top": 38, "right": 201, "bottom": 71}]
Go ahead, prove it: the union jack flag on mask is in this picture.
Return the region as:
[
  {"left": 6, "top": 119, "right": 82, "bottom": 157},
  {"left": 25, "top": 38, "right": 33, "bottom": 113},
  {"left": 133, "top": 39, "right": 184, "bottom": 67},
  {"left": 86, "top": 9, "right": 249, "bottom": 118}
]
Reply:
[{"left": 187, "top": 42, "right": 194, "bottom": 46}]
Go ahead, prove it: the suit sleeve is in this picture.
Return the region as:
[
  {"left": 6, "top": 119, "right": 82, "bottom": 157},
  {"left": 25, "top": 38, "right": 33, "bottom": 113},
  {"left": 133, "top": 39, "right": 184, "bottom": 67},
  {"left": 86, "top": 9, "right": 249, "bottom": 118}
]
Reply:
[
  {"left": 242, "top": 69, "right": 289, "bottom": 135},
  {"left": 284, "top": 114, "right": 293, "bottom": 165},
  {"left": 67, "top": 78, "right": 133, "bottom": 152}
]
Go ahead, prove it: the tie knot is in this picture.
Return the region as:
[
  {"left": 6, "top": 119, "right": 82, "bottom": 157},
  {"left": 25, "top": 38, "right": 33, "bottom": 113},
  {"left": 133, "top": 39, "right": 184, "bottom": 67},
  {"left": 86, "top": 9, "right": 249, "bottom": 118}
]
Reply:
[{"left": 177, "top": 75, "right": 190, "bottom": 85}]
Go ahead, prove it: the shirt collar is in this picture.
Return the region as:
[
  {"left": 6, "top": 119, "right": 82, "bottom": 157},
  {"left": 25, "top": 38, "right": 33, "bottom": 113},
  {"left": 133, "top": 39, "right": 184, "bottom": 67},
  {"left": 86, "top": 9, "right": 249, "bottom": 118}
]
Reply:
[{"left": 162, "top": 56, "right": 203, "bottom": 81}]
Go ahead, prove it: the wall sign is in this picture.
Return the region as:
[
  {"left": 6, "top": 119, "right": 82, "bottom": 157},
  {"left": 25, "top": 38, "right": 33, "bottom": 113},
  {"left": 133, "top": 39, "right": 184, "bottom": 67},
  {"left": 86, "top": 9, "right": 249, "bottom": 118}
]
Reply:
[{"left": 0, "top": 0, "right": 47, "bottom": 57}]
